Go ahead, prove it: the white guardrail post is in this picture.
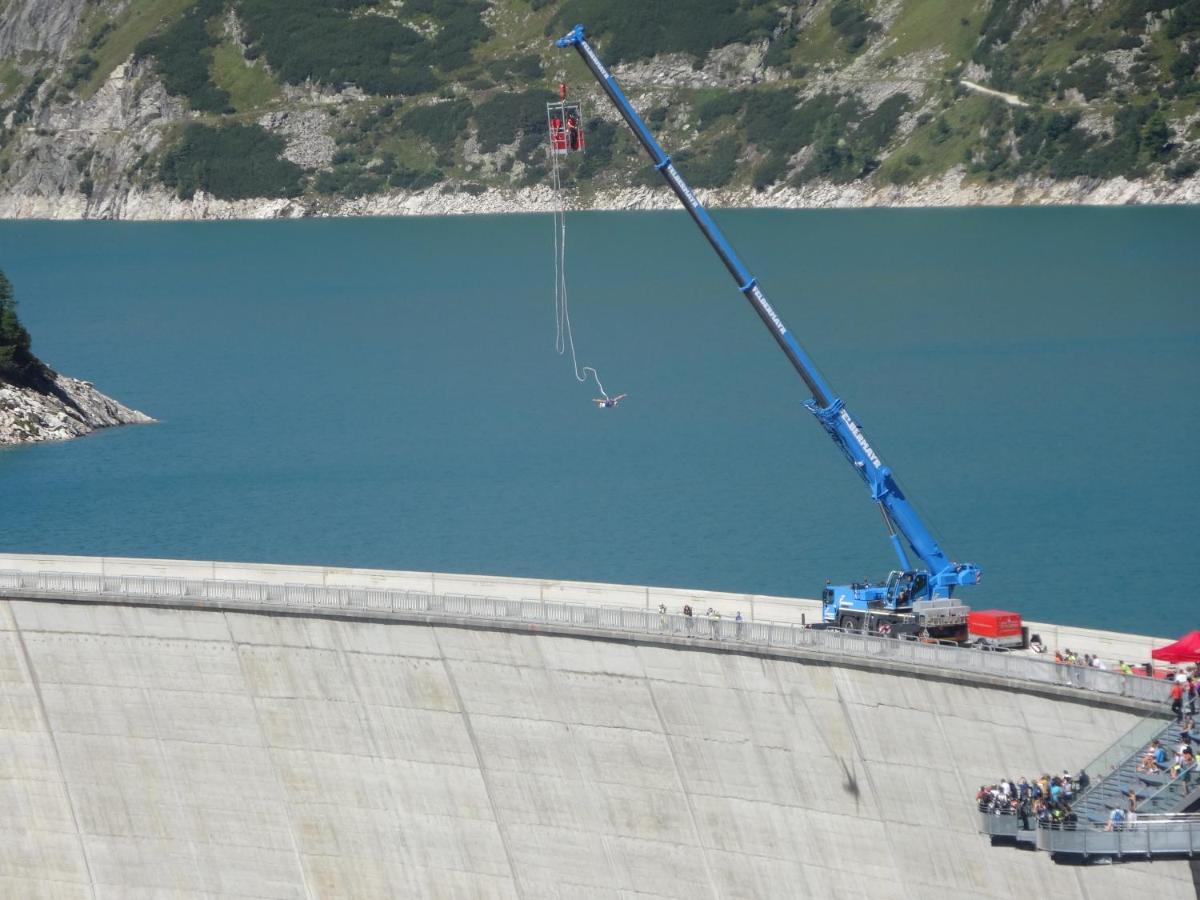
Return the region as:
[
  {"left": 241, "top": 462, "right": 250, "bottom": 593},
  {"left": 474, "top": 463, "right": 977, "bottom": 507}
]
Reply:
[{"left": 0, "top": 569, "right": 1175, "bottom": 704}]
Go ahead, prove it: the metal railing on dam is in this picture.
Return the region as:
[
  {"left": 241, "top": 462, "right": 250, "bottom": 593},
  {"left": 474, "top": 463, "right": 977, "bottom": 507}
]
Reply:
[
  {"left": 0, "top": 568, "right": 1173, "bottom": 705},
  {"left": 979, "top": 809, "right": 1200, "bottom": 860},
  {"left": 1036, "top": 813, "right": 1200, "bottom": 859}
]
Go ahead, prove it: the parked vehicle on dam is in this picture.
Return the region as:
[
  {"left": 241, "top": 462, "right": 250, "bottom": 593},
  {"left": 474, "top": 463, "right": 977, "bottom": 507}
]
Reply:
[{"left": 554, "top": 24, "right": 995, "bottom": 642}]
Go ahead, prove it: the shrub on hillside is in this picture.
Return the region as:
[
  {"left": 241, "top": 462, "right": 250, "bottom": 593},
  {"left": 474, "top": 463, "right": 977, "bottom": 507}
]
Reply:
[
  {"left": 237, "top": 0, "right": 438, "bottom": 95},
  {"left": 136, "top": 0, "right": 230, "bottom": 113},
  {"left": 695, "top": 90, "right": 746, "bottom": 130},
  {"left": 744, "top": 90, "right": 860, "bottom": 157},
  {"left": 675, "top": 136, "right": 739, "bottom": 187},
  {"left": 547, "top": 0, "right": 781, "bottom": 62},
  {"left": 856, "top": 93, "right": 911, "bottom": 153},
  {"left": 428, "top": 1, "right": 491, "bottom": 72},
  {"left": 159, "top": 123, "right": 303, "bottom": 200},
  {"left": 402, "top": 99, "right": 473, "bottom": 146},
  {"left": 829, "top": 1, "right": 881, "bottom": 53},
  {"left": 751, "top": 152, "right": 788, "bottom": 190},
  {"left": 473, "top": 89, "right": 556, "bottom": 152},
  {"left": 575, "top": 118, "right": 618, "bottom": 179},
  {"left": 10, "top": 72, "right": 46, "bottom": 127}
]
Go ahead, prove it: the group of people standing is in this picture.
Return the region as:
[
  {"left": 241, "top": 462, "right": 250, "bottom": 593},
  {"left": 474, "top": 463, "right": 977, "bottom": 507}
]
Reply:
[
  {"left": 668, "top": 603, "right": 745, "bottom": 639},
  {"left": 976, "top": 772, "right": 1084, "bottom": 829}
]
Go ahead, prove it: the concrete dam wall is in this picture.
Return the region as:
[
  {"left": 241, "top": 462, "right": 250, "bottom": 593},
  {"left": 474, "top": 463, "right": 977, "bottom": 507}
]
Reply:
[{"left": 2, "top": 594, "right": 1194, "bottom": 899}]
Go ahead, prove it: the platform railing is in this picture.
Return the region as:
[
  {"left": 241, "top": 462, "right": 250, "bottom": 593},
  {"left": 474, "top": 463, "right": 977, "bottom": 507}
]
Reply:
[
  {"left": 0, "top": 569, "right": 1173, "bottom": 703},
  {"left": 1035, "top": 812, "right": 1200, "bottom": 857}
]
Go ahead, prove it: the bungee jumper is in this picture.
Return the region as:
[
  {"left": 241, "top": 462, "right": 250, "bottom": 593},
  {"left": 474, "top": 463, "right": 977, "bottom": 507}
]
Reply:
[
  {"left": 546, "top": 80, "right": 624, "bottom": 409},
  {"left": 593, "top": 393, "right": 628, "bottom": 409}
]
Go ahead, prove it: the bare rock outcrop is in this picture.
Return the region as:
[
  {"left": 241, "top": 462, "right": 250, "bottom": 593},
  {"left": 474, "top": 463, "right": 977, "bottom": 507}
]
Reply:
[
  {"left": 0, "top": 370, "right": 154, "bottom": 446},
  {"left": 0, "top": 58, "right": 184, "bottom": 220},
  {"left": 258, "top": 108, "right": 336, "bottom": 169},
  {"left": 0, "top": 0, "right": 89, "bottom": 59}
]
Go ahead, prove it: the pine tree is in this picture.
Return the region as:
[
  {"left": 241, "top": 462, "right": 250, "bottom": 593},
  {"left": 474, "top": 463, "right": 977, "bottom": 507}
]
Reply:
[{"left": 0, "top": 269, "right": 36, "bottom": 384}]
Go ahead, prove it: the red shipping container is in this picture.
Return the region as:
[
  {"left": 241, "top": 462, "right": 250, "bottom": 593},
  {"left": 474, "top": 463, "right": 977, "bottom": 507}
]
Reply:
[{"left": 968, "top": 609, "right": 1023, "bottom": 639}]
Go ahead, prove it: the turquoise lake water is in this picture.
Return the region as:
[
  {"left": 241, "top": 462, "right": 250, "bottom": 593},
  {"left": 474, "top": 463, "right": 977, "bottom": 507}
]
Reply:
[{"left": 0, "top": 207, "right": 1196, "bottom": 635}]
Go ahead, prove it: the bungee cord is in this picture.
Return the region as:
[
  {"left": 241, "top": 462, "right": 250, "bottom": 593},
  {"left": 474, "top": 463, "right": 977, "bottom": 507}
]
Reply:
[{"left": 549, "top": 141, "right": 609, "bottom": 401}]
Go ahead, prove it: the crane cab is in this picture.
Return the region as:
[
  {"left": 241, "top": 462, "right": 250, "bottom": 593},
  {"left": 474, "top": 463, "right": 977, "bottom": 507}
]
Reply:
[
  {"left": 548, "top": 83, "right": 585, "bottom": 155},
  {"left": 821, "top": 569, "right": 967, "bottom": 641}
]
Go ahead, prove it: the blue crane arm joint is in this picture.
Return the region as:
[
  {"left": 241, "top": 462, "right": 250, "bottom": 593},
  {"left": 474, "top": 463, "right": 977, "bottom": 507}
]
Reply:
[{"left": 555, "top": 25, "right": 980, "bottom": 595}]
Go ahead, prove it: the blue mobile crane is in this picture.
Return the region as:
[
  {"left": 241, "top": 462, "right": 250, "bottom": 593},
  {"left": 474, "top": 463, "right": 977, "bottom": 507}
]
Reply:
[{"left": 554, "top": 25, "right": 981, "bottom": 638}]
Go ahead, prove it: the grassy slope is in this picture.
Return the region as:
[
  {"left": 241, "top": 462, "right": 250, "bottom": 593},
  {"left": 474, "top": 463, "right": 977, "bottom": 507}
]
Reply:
[
  {"left": 209, "top": 40, "right": 278, "bottom": 111},
  {"left": 886, "top": 0, "right": 987, "bottom": 62},
  {"left": 80, "top": 0, "right": 201, "bottom": 97}
]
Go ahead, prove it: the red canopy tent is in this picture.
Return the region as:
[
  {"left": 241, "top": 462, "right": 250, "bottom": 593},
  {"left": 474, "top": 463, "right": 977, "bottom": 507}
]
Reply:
[{"left": 1151, "top": 631, "right": 1200, "bottom": 664}]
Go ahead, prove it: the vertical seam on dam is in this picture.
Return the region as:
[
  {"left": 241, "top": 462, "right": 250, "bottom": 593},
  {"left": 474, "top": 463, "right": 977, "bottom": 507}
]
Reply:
[
  {"left": 11, "top": 613, "right": 98, "bottom": 899},
  {"left": 529, "top": 636, "right": 626, "bottom": 890},
  {"left": 431, "top": 627, "right": 526, "bottom": 900},
  {"left": 226, "top": 613, "right": 316, "bottom": 900},
  {"left": 644, "top": 674, "right": 722, "bottom": 900},
  {"left": 128, "top": 633, "right": 209, "bottom": 895},
  {"left": 331, "top": 623, "right": 424, "bottom": 882}
]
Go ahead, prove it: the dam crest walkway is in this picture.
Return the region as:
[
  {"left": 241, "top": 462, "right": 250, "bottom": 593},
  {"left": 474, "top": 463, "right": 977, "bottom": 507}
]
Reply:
[{"left": 0, "top": 564, "right": 1170, "bottom": 708}]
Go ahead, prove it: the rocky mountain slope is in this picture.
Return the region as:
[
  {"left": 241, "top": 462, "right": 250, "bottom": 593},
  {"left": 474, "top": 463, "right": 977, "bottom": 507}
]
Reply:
[
  {"left": 0, "top": 369, "right": 153, "bottom": 445},
  {"left": 0, "top": 269, "right": 151, "bottom": 446},
  {"left": 0, "top": 0, "right": 1198, "bottom": 218}
]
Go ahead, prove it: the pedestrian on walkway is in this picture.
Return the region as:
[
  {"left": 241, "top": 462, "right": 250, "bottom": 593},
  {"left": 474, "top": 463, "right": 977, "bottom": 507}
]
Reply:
[
  {"left": 1171, "top": 680, "right": 1184, "bottom": 722},
  {"left": 735, "top": 610, "right": 744, "bottom": 639},
  {"left": 1105, "top": 807, "right": 1125, "bottom": 832}
]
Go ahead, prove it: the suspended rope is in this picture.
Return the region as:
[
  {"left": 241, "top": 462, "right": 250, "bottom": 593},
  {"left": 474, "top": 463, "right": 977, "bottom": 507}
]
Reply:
[
  {"left": 549, "top": 146, "right": 608, "bottom": 400},
  {"left": 546, "top": 100, "right": 626, "bottom": 410}
]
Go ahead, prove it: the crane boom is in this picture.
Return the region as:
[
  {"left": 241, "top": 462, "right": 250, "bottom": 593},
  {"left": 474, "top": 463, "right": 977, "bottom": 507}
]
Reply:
[{"left": 555, "top": 25, "right": 980, "bottom": 626}]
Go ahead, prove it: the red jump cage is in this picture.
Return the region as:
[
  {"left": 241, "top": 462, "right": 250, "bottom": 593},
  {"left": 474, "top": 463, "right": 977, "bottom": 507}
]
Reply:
[{"left": 547, "top": 82, "right": 585, "bottom": 155}]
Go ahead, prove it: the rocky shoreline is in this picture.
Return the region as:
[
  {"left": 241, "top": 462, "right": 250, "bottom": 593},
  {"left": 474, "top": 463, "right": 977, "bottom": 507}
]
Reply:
[
  {"left": 0, "top": 371, "right": 153, "bottom": 446},
  {"left": 0, "top": 167, "right": 1197, "bottom": 221}
]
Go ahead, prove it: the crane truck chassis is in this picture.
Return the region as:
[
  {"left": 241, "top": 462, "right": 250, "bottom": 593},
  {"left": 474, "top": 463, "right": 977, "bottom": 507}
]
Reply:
[{"left": 554, "top": 25, "right": 982, "bottom": 641}]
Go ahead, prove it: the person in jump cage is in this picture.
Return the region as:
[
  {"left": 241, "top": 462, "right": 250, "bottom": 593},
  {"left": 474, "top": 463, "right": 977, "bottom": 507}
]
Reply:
[
  {"left": 566, "top": 112, "right": 580, "bottom": 151},
  {"left": 549, "top": 115, "right": 565, "bottom": 152}
]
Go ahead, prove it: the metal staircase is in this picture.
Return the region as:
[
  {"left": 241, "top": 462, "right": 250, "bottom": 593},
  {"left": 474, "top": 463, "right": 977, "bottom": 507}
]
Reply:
[
  {"left": 1072, "top": 718, "right": 1197, "bottom": 826},
  {"left": 979, "top": 712, "right": 1200, "bottom": 862}
]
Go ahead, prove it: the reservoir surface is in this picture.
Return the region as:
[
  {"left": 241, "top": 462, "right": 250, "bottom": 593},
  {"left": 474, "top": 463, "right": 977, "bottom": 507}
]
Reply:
[{"left": 1, "top": 207, "right": 1196, "bottom": 636}]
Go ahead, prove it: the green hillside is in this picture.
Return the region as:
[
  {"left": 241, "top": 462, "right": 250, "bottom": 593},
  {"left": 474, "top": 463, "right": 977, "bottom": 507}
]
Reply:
[{"left": 1, "top": 0, "right": 1198, "bottom": 202}]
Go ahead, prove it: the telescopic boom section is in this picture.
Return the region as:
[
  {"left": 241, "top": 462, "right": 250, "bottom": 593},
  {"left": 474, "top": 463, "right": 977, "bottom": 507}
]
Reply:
[{"left": 555, "top": 24, "right": 980, "bottom": 595}]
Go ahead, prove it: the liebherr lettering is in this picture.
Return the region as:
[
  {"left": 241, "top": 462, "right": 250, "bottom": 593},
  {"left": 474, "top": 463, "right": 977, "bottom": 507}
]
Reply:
[
  {"left": 752, "top": 288, "right": 787, "bottom": 335},
  {"left": 667, "top": 166, "right": 699, "bottom": 208},
  {"left": 583, "top": 43, "right": 610, "bottom": 80},
  {"left": 839, "top": 409, "right": 882, "bottom": 469}
]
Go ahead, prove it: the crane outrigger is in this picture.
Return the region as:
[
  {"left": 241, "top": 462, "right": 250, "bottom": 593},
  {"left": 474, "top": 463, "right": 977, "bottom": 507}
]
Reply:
[{"left": 554, "top": 24, "right": 981, "bottom": 638}]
